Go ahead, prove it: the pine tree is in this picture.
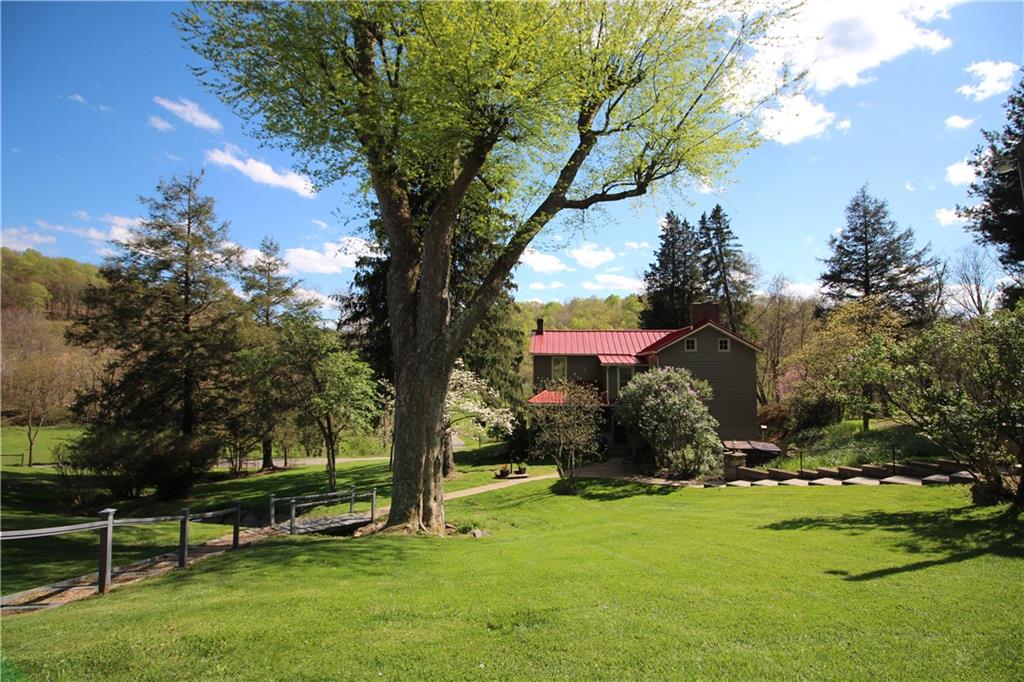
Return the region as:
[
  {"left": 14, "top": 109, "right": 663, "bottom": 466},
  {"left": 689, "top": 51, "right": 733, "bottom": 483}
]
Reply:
[
  {"left": 66, "top": 173, "right": 242, "bottom": 497},
  {"left": 238, "top": 237, "right": 308, "bottom": 469},
  {"left": 640, "top": 212, "right": 705, "bottom": 329},
  {"left": 698, "top": 205, "right": 753, "bottom": 333},
  {"left": 959, "top": 73, "right": 1024, "bottom": 306},
  {"left": 820, "top": 186, "right": 939, "bottom": 323}
]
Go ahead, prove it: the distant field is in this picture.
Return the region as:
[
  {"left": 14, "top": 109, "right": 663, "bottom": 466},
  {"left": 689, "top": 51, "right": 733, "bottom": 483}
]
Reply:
[{"left": 0, "top": 425, "right": 82, "bottom": 465}]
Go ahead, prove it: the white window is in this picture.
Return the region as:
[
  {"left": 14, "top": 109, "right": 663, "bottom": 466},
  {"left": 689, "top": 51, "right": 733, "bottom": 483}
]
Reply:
[
  {"left": 684, "top": 338, "right": 697, "bottom": 352},
  {"left": 552, "top": 356, "right": 567, "bottom": 379},
  {"left": 718, "top": 338, "right": 730, "bottom": 352}
]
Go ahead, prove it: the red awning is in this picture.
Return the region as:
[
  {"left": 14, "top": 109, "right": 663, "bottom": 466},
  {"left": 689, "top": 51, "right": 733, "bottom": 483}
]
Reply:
[{"left": 597, "top": 354, "right": 643, "bottom": 366}]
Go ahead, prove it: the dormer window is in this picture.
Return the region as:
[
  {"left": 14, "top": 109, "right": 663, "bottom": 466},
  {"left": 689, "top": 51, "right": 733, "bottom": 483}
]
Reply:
[
  {"left": 684, "top": 338, "right": 697, "bottom": 352},
  {"left": 718, "top": 338, "right": 730, "bottom": 352}
]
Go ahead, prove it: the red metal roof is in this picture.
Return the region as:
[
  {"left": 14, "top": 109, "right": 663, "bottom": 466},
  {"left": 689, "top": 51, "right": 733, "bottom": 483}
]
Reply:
[
  {"left": 597, "top": 354, "right": 643, "bottom": 365},
  {"left": 526, "top": 389, "right": 565, "bottom": 405},
  {"left": 530, "top": 329, "right": 675, "bottom": 356}
]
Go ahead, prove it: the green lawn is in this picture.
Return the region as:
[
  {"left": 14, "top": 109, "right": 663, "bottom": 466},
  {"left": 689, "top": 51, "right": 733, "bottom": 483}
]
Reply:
[
  {"left": 770, "top": 419, "right": 945, "bottom": 472},
  {"left": 0, "top": 425, "right": 83, "bottom": 465},
  {"left": 2, "top": 482, "right": 1020, "bottom": 680},
  {"left": 1, "top": 445, "right": 555, "bottom": 596}
]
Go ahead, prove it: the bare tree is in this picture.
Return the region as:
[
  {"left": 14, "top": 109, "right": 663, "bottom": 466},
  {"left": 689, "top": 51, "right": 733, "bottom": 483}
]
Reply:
[{"left": 950, "top": 246, "right": 999, "bottom": 318}]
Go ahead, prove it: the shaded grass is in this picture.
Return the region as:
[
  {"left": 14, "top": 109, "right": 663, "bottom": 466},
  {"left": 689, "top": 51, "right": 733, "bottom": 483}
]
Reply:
[
  {"left": 774, "top": 419, "right": 944, "bottom": 471},
  {"left": 0, "top": 425, "right": 82, "bottom": 465},
  {"left": 2, "top": 483, "right": 1021, "bottom": 680}
]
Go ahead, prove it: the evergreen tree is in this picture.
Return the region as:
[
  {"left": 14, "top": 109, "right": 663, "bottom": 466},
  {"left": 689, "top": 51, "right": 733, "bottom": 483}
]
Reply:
[
  {"left": 820, "top": 186, "right": 939, "bottom": 323},
  {"left": 958, "top": 73, "right": 1024, "bottom": 306},
  {"left": 640, "top": 212, "right": 705, "bottom": 329},
  {"left": 238, "top": 237, "right": 308, "bottom": 469},
  {"left": 65, "top": 173, "right": 242, "bottom": 498},
  {"left": 698, "top": 205, "right": 754, "bottom": 333}
]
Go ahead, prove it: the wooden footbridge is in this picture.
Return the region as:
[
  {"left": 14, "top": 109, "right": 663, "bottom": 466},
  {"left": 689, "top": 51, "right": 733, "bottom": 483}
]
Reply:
[{"left": 268, "top": 486, "right": 380, "bottom": 536}]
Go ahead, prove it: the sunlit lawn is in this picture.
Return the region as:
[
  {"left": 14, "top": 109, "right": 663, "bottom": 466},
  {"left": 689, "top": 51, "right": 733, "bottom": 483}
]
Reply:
[{"left": 2, "top": 482, "right": 1020, "bottom": 680}]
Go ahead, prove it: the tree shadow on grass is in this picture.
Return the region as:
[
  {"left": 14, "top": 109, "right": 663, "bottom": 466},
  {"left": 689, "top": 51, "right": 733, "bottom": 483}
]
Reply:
[
  {"left": 573, "top": 478, "right": 679, "bottom": 502},
  {"left": 762, "top": 505, "right": 1022, "bottom": 581}
]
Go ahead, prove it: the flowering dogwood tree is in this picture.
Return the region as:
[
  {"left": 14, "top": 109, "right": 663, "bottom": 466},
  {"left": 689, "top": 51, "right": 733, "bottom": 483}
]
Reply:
[
  {"left": 619, "top": 367, "right": 721, "bottom": 477},
  {"left": 443, "top": 360, "right": 514, "bottom": 476}
]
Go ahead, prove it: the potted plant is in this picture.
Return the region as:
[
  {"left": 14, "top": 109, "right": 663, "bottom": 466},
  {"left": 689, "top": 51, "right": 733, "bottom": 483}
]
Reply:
[
  {"left": 496, "top": 464, "right": 510, "bottom": 478},
  {"left": 515, "top": 462, "right": 528, "bottom": 475}
]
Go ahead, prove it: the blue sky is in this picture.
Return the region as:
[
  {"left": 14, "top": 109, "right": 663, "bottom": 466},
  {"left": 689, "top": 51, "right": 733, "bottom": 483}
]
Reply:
[{"left": 2, "top": 2, "right": 1022, "bottom": 313}]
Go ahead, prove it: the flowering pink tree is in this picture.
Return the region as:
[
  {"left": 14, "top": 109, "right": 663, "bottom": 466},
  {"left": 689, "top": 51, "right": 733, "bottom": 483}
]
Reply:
[{"left": 619, "top": 368, "right": 721, "bottom": 477}]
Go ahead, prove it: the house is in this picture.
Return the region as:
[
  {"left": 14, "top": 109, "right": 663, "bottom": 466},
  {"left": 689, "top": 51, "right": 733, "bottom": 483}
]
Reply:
[{"left": 527, "top": 303, "right": 761, "bottom": 440}]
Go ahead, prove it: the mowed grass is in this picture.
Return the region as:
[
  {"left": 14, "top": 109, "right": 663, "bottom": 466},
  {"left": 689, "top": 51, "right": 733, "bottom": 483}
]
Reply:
[
  {"left": 3, "top": 482, "right": 1021, "bottom": 680},
  {"left": 1, "top": 445, "right": 555, "bottom": 595},
  {"left": 0, "top": 425, "right": 83, "bottom": 465}
]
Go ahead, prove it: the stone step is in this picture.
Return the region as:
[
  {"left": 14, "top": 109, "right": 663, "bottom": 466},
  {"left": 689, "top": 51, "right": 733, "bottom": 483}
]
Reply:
[
  {"left": 880, "top": 475, "right": 922, "bottom": 486},
  {"left": 908, "top": 460, "right": 941, "bottom": 473},
  {"left": 767, "top": 468, "right": 799, "bottom": 481},
  {"left": 798, "top": 468, "right": 820, "bottom": 480},
  {"left": 726, "top": 480, "right": 751, "bottom": 488},
  {"left": 859, "top": 464, "right": 892, "bottom": 478},
  {"left": 949, "top": 471, "right": 975, "bottom": 485},
  {"left": 779, "top": 478, "right": 810, "bottom": 487},
  {"left": 842, "top": 476, "right": 880, "bottom": 486},
  {"left": 893, "top": 463, "right": 920, "bottom": 477},
  {"left": 816, "top": 467, "right": 841, "bottom": 477},
  {"left": 736, "top": 466, "right": 771, "bottom": 481},
  {"left": 751, "top": 479, "right": 779, "bottom": 487},
  {"left": 922, "top": 474, "right": 950, "bottom": 485},
  {"left": 935, "top": 458, "right": 966, "bottom": 474},
  {"left": 837, "top": 466, "right": 864, "bottom": 479},
  {"left": 809, "top": 477, "right": 842, "bottom": 486}
]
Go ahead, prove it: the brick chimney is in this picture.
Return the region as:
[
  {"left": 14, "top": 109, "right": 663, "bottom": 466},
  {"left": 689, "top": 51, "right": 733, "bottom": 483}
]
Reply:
[
  {"left": 535, "top": 318, "right": 544, "bottom": 335},
  {"left": 689, "top": 302, "right": 720, "bottom": 326}
]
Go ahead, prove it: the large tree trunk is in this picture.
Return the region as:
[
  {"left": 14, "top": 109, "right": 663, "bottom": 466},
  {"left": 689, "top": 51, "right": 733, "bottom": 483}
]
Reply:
[
  {"left": 387, "top": 361, "right": 451, "bottom": 533},
  {"left": 261, "top": 437, "right": 274, "bottom": 470},
  {"left": 442, "top": 430, "right": 456, "bottom": 478}
]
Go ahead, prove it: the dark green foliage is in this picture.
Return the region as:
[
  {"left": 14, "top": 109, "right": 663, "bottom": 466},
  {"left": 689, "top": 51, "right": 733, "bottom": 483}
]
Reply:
[
  {"left": 959, "top": 72, "right": 1024, "bottom": 304},
  {"left": 63, "top": 174, "right": 243, "bottom": 498},
  {"left": 698, "top": 205, "right": 754, "bottom": 333},
  {"left": 820, "top": 186, "right": 940, "bottom": 324},
  {"left": 1, "top": 248, "right": 100, "bottom": 317},
  {"left": 640, "top": 211, "right": 705, "bottom": 329}
]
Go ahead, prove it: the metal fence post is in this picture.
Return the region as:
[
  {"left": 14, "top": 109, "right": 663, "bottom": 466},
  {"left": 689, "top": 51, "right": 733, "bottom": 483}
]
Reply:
[
  {"left": 349, "top": 484, "right": 356, "bottom": 513},
  {"left": 289, "top": 498, "right": 297, "bottom": 534},
  {"left": 178, "top": 508, "right": 190, "bottom": 568},
  {"left": 268, "top": 494, "right": 276, "bottom": 527},
  {"left": 232, "top": 503, "right": 241, "bottom": 550},
  {"left": 370, "top": 488, "right": 377, "bottom": 522},
  {"left": 97, "top": 508, "right": 116, "bottom": 594}
]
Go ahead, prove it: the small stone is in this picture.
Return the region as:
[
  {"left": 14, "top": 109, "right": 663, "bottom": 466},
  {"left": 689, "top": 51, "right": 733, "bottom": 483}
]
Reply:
[
  {"left": 469, "top": 528, "right": 489, "bottom": 538},
  {"left": 751, "top": 479, "right": 778, "bottom": 487},
  {"left": 809, "top": 477, "right": 842, "bottom": 486},
  {"left": 725, "top": 480, "right": 751, "bottom": 488},
  {"left": 922, "top": 474, "right": 950, "bottom": 485},
  {"left": 779, "top": 479, "right": 809, "bottom": 487},
  {"left": 880, "top": 475, "right": 923, "bottom": 486}
]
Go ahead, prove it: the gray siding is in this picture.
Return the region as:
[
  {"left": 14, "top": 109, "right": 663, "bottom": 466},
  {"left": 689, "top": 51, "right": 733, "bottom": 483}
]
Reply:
[
  {"left": 532, "top": 355, "right": 601, "bottom": 389},
  {"left": 656, "top": 327, "right": 759, "bottom": 439},
  {"left": 532, "top": 356, "right": 551, "bottom": 389}
]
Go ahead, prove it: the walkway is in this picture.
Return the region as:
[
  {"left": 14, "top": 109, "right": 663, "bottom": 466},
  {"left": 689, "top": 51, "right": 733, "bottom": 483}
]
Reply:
[{"left": 1, "top": 470, "right": 556, "bottom": 615}]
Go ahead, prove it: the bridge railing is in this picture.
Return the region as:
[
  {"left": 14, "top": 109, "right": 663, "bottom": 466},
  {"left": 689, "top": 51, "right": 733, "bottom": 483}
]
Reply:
[
  {"left": 268, "top": 485, "right": 379, "bottom": 534},
  {"left": 0, "top": 504, "right": 243, "bottom": 596}
]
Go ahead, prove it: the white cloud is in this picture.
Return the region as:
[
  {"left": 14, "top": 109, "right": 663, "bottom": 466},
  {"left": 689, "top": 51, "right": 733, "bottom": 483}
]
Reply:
[
  {"left": 957, "top": 61, "right": 1019, "bottom": 101},
  {"left": 37, "top": 219, "right": 107, "bottom": 241},
  {"left": 568, "top": 242, "right": 616, "bottom": 269},
  {"left": 783, "top": 281, "right": 824, "bottom": 299},
  {"left": 101, "top": 214, "right": 143, "bottom": 243},
  {"left": 604, "top": 266, "right": 623, "bottom": 273},
  {"left": 148, "top": 115, "right": 174, "bottom": 132},
  {"left": 804, "top": 235, "right": 814, "bottom": 244},
  {"left": 311, "top": 219, "right": 329, "bottom": 230},
  {"left": 1, "top": 227, "right": 57, "bottom": 250},
  {"left": 153, "top": 96, "right": 222, "bottom": 132},
  {"left": 294, "top": 287, "right": 340, "bottom": 317},
  {"left": 205, "top": 145, "right": 315, "bottom": 198},
  {"left": 225, "top": 241, "right": 263, "bottom": 267},
  {"left": 944, "top": 114, "right": 974, "bottom": 130},
  {"left": 759, "top": 94, "right": 836, "bottom": 145},
  {"left": 934, "top": 207, "right": 962, "bottom": 226},
  {"left": 904, "top": 181, "right": 915, "bottom": 192},
  {"left": 945, "top": 158, "right": 976, "bottom": 186},
  {"left": 581, "top": 273, "right": 644, "bottom": 293},
  {"left": 163, "top": 152, "right": 183, "bottom": 162},
  {"left": 837, "top": 118, "right": 852, "bottom": 131},
  {"left": 624, "top": 240, "right": 651, "bottom": 250},
  {"left": 519, "top": 247, "right": 573, "bottom": 274},
  {"left": 285, "top": 237, "right": 378, "bottom": 274},
  {"left": 96, "top": 105, "right": 114, "bottom": 113},
  {"left": 72, "top": 210, "right": 90, "bottom": 220},
  {"left": 66, "top": 94, "right": 88, "bottom": 105},
  {"left": 528, "top": 281, "right": 566, "bottom": 291}
]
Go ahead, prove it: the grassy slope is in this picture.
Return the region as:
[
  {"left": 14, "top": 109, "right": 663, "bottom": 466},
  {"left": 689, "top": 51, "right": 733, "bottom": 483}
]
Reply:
[
  {"left": 773, "top": 419, "right": 945, "bottom": 471},
  {"left": 1, "top": 446, "right": 555, "bottom": 595},
  {"left": 0, "top": 425, "right": 82, "bottom": 465},
  {"left": 3, "top": 483, "right": 1021, "bottom": 680}
]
